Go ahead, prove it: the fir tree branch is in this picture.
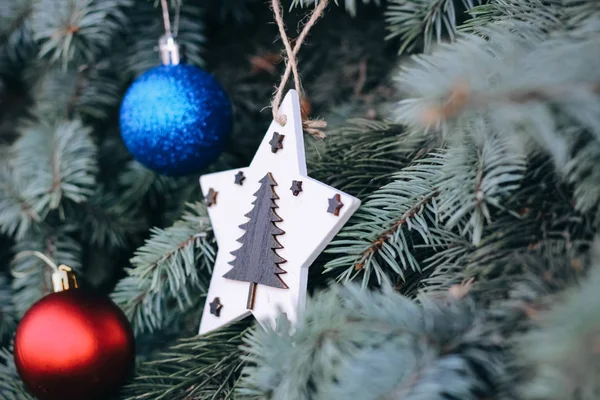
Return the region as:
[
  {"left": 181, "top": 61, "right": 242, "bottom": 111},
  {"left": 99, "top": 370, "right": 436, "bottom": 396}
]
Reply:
[
  {"left": 516, "top": 243, "right": 600, "bottom": 400},
  {"left": 10, "top": 118, "right": 98, "bottom": 216},
  {"left": 111, "top": 202, "right": 216, "bottom": 334},
  {"left": 0, "top": 162, "right": 40, "bottom": 239},
  {"left": 0, "top": 1, "right": 33, "bottom": 40},
  {"left": 121, "top": 320, "right": 250, "bottom": 400},
  {"left": 33, "top": 61, "right": 121, "bottom": 120},
  {"left": 437, "top": 134, "right": 526, "bottom": 245},
  {"left": 239, "top": 284, "right": 501, "bottom": 400},
  {"left": 0, "top": 276, "right": 16, "bottom": 346},
  {"left": 0, "top": 347, "right": 33, "bottom": 400},
  {"left": 386, "top": 0, "right": 480, "bottom": 54},
  {"left": 306, "top": 119, "right": 431, "bottom": 197},
  {"left": 292, "top": 0, "right": 381, "bottom": 17},
  {"left": 68, "top": 186, "right": 146, "bottom": 250},
  {"left": 324, "top": 155, "right": 444, "bottom": 288},
  {"left": 31, "top": 0, "right": 134, "bottom": 68},
  {"left": 393, "top": 22, "right": 600, "bottom": 156}
]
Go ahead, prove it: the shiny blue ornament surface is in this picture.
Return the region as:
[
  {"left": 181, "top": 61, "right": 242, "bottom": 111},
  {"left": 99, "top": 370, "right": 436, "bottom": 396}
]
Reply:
[{"left": 119, "top": 64, "right": 232, "bottom": 176}]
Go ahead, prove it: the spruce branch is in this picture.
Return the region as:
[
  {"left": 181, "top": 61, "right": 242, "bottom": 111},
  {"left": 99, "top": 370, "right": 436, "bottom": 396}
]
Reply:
[
  {"left": 292, "top": 0, "right": 381, "bottom": 17},
  {"left": 516, "top": 243, "right": 600, "bottom": 400},
  {"left": 69, "top": 186, "right": 146, "bottom": 250},
  {"left": 324, "top": 155, "right": 443, "bottom": 288},
  {"left": 111, "top": 202, "right": 216, "bottom": 334},
  {"left": 0, "top": 162, "right": 40, "bottom": 239},
  {"left": 307, "top": 119, "right": 430, "bottom": 197},
  {"left": 461, "top": 0, "right": 558, "bottom": 33},
  {"left": 437, "top": 134, "right": 526, "bottom": 245},
  {"left": 386, "top": 0, "right": 480, "bottom": 55},
  {"left": 421, "top": 155, "right": 595, "bottom": 296},
  {"left": 121, "top": 320, "right": 250, "bottom": 400},
  {"left": 33, "top": 61, "right": 122, "bottom": 120},
  {"left": 0, "top": 348, "right": 33, "bottom": 400},
  {"left": 393, "top": 23, "right": 600, "bottom": 159},
  {"left": 239, "top": 284, "right": 501, "bottom": 400},
  {"left": 10, "top": 118, "right": 97, "bottom": 216},
  {"left": 0, "top": 276, "right": 16, "bottom": 346},
  {"left": 0, "top": 0, "right": 33, "bottom": 40},
  {"left": 31, "top": 0, "right": 134, "bottom": 68}
]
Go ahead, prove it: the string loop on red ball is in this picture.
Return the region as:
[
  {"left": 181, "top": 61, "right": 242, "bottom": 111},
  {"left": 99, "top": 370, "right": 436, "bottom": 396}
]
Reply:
[{"left": 11, "top": 250, "right": 59, "bottom": 278}]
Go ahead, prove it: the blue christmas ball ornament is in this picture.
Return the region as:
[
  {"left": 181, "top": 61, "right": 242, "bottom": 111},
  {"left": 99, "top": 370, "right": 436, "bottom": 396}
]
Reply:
[{"left": 119, "top": 63, "right": 232, "bottom": 176}]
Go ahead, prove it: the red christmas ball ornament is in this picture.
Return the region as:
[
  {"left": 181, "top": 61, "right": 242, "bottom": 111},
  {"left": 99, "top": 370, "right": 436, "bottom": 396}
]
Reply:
[{"left": 14, "top": 265, "right": 135, "bottom": 400}]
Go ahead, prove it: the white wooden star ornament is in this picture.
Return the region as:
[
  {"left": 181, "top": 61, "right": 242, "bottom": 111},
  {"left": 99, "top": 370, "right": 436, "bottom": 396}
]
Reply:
[{"left": 198, "top": 90, "right": 361, "bottom": 334}]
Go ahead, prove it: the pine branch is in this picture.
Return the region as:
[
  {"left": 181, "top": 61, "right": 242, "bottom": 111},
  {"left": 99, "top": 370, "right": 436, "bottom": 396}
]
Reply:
[
  {"left": 111, "top": 202, "right": 216, "bottom": 334},
  {"left": 121, "top": 320, "right": 250, "bottom": 400},
  {"left": 421, "top": 156, "right": 596, "bottom": 295},
  {"left": 32, "top": 61, "right": 122, "bottom": 120},
  {"left": 68, "top": 186, "right": 146, "bottom": 250},
  {"left": 0, "top": 1, "right": 33, "bottom": 40},
  {"left": 436, "top": 134, "right": 526, "bottom": 245},
  {"left": 386, "top": 0, "right": 480, "bottom": 55},
  {"left": 306, "top": 119, "right": 431, "bottom": 198},
  {"left": 10, "top": 118, "right": 97, "bottom": 217},
  {"left": 239, "top": 284, "right": 501, "bottom": 400},
  {"left": 11, "top": 224, "right": 82, "bottom": 316},
  {"left": 0, "top": 276, "right": 16, "bottom": 346},
  {"left": 324, "top": 155, "right": 443, "bottom": 288},
  {"left": 393, "top": 22, "right": 600, "bottom": 155},
  {"left": 31, "top": 0, "right": 134, "bottom": 68},
  {"left": 292, "top": 0, "right": 382, "bottom": 17},
  {"left": 563, "top": 127, "right": 600, "bottom": 223},
  {"left": 118, "top": 160, "right": 202, "bottom": 227},
  {"left": 0, "top": 347, "right": 33, "bottom": 400},
  {"left": 0, "top": 162, "right": 40, "bottom": 239},
  {"left": 461, "top": 0, "right": 559, "bottom": 33},
  {"left": 515, "top": 243, "right": 600, "bottom": 400}
]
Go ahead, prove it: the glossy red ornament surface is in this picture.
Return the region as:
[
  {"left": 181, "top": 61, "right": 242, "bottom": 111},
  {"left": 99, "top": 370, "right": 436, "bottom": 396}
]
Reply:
[{"left": 14, "top": 289, "right": 135, "bottom": 400}]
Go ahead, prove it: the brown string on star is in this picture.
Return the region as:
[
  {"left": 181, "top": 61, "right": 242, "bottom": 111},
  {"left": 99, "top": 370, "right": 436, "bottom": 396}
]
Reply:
[{"left": 270, "top": 0, "right": 329, "bottom": 139}]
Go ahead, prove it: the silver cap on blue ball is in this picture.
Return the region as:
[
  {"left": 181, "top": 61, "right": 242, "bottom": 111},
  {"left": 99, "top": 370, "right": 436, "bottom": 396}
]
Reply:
[{"left": 159, "top": 34, "right": 180, "bottom": 66}]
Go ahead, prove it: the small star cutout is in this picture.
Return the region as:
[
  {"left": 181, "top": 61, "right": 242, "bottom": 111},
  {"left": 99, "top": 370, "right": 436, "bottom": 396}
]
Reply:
[
  {"left": 209, "top": 297, "right": 223, "bottom": 317},
  {"left": 206, "top": 188, "right": 218, "bottom": 207},
  {"left": 327, "top": 194, "right": 344, "bottom": 216},
  {"left": 234, "top": 171, "right": 246, "bottom": 185},
  {"left": 269, "top": 132, "right": 285, "bottom": 153},
  {"left": 290, "top": 180, "right": 303, "bottom": 196}
]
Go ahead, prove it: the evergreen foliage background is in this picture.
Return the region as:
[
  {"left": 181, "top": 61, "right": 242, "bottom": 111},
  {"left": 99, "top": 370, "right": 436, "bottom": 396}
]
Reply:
[{"left": 0, "top": 0, "right": 599, "bottom": 399}]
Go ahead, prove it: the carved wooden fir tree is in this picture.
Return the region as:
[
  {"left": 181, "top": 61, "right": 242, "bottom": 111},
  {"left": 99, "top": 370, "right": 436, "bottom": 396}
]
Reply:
[{"left": 223, "top": 172, "right": 288, "bottom": 309}]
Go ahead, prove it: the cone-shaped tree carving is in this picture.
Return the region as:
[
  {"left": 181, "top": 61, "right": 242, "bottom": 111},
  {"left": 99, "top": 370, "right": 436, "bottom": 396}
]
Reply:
[{"left": 223, "top": 172, "right": 288, "bottom": 309}]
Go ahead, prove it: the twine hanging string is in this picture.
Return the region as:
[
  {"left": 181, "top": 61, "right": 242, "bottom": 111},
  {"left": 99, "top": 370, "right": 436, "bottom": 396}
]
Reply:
[
  {"left": 271, "top": 0, "right": 329, "bottom": 139},
  {"left": 160, "top": 0, "right": 181, "bottom": 36}
]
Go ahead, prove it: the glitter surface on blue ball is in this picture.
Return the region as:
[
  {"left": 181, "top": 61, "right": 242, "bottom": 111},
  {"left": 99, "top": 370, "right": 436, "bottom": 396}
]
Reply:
[{"left": 119, "top": 64, "right": 232, "bottom": 176}]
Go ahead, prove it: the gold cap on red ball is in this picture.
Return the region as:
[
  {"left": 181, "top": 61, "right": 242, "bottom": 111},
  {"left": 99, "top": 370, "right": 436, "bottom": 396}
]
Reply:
[{"left": 51, "top": 265, "right": 78, "bottom": 293}]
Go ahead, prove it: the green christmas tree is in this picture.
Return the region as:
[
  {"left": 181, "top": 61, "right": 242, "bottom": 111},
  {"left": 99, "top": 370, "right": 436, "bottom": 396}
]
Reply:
[{"left": 0, "top": 0, "right": 598, "bottom": 399}]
